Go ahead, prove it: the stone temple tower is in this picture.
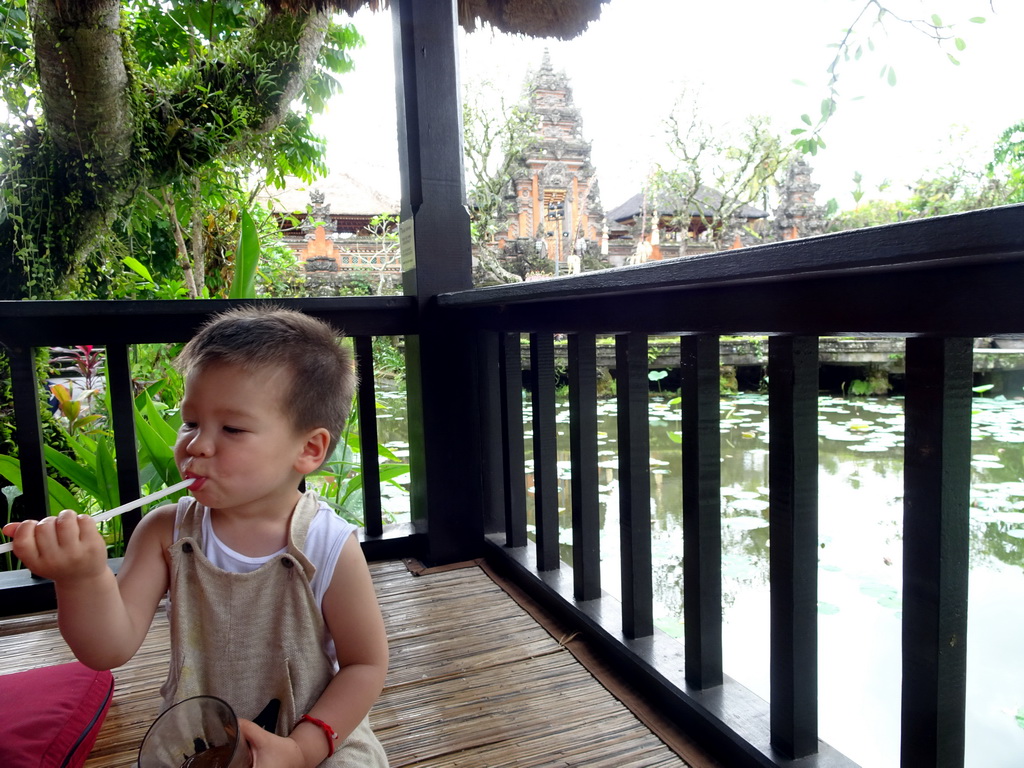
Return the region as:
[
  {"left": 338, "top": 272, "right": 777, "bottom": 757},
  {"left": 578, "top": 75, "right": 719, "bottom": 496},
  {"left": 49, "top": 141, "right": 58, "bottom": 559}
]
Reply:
[
  {"left": 505, "top": 50, "right": 604, "bottom": 273},
  {"left": 774, "top": 157, "right": 827, "bottom": 240}
]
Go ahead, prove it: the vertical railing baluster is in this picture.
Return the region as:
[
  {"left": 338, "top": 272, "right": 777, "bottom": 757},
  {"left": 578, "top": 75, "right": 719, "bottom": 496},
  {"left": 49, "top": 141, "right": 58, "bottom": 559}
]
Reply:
[
  {"left": 106, "top": 343, "right": 143, "bottom": 541},
  {"left": 355, "top": 335, "right": 383, "bottom": 537},
  {"left": 617, "top": 332, "right": 653, "bottom": 638},
  {"left": 769, "top": 335, "right": 819, "bottom": 758},
  {"left": 530, "top": 332, "right": 559, "bottom": 571},
  {"left": 477, "top": 330, "right": 505, "bottom": 537},
  {"left": 568, "top": 332, "right": 600, "bottom": 601},
  {"left": 680, "top": 333, "right": 723, "bottom": 688},
  {"left": 901, "top": 337, "right": 972, "bottom": 768},
  {"left": 499, "top": 332, "right": 527, "bottom": 547},
  {"left": 8, "top": 344, "right": 47, "bottom": 521}
]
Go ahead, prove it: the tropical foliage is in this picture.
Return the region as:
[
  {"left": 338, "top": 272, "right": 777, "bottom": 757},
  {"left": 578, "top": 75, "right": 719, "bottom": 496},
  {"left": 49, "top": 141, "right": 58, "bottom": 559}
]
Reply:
[{"left": 0, "top": 0, "right": 361, "bottom": 300}]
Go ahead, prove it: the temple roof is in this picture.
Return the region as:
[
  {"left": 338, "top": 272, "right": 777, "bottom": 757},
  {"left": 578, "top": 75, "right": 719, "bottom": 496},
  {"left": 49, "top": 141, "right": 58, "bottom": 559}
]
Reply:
[
  {"left": 340, "top": 0, "right": 610, "bottom": 40},
  {"left": 258, "top": 171, "right": 399, "bottom": 215},
  {"left": 607, "top": 189, "right": 769, "bottom": 223}
]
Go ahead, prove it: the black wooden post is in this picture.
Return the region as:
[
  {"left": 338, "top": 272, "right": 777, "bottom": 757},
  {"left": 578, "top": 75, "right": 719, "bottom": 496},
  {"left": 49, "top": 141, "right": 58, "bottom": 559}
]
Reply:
[
  {"left": 530, "top": 333, "right": 560, "bottom": 571},
  {"left": 499, "top": 332, "right": 527, "bottom": 547},
  {"left": 8, "top": 345, "right": 47, "bottom": 521},
  {"left": 391, "top": 0, "right": 480, "bottom": 564},
  {"left": 354, "top": 335, "right": 383, "bottom": 538},
  {"left": 901, "top": 337, "right": 971, "bottom": 768},
  {"left": 476, "top": 329, "right": 505, "bottom": 536},
  {"left": 616, "top": 332, "right": 653, "bottom": 638},
  {"left": 568, "top": 332, "right": 600, "bottom": 600},
  {"left": 769, "top": 335, "right": 819, "bottom": 758},
  {"left": 105, "top": 343, "right": 143, "bottom": 541},
  {"left": 680, "top": 333, "right": 723, "bottom": 688}
]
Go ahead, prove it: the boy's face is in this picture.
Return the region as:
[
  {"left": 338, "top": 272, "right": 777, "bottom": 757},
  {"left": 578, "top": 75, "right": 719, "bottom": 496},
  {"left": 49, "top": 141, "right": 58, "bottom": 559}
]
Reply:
[{"left": 174, "top": 361, "right": 318, "bottom": 515}]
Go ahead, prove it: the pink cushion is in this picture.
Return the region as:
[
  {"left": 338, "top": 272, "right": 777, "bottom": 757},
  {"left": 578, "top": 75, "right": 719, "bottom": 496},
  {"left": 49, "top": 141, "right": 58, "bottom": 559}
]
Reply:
[{"left": 0, "top": 661, "right": 114, "bottom": 767}]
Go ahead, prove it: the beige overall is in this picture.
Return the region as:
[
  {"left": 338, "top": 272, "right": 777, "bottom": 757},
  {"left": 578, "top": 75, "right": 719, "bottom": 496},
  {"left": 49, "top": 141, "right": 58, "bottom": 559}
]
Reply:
[{"left": 160, "top": 492, "right": 388, "bottom": 767}]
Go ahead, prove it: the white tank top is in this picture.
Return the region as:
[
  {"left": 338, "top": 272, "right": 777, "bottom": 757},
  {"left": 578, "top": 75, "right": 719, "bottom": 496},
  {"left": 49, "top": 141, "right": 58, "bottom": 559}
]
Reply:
[{"left": 171, "top": 495, "right": 357, "bottom": 666}]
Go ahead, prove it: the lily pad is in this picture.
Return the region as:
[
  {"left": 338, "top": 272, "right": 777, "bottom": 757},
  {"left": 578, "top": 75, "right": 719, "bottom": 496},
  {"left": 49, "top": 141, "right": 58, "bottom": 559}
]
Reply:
[{"left": 722, "top": 515, "right": 769, "bottom": 531}]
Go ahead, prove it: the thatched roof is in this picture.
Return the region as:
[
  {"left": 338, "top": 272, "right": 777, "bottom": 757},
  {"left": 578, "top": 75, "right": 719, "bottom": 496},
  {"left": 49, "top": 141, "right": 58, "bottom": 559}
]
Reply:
[
  {"left": 338, "top": 0, "right": 610, "bottom": 40},
  {"left": 258, "top": 171, "right": 399, "bottom": 215}
]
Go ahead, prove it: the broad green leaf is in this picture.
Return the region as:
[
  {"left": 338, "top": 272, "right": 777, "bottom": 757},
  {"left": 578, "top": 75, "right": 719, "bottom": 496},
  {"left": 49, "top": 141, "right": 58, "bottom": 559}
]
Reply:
[
  {"left": 94, "top": 438, "right": 120, "bottom": 510},
  {"left": 376, "top": 444, "right": 404, "bottom": 463},
  {"left": 135, "top": 406, "right": 178, "bottom": 485},
  {"left": 0, "top": 455, "right": 83, "bottom": 514},
  {"left": 887, "top": 66, "right": 897, "bottom": 86},
  {"left": 800, "top": 113, "right": 812, "bottom": 126},
  {"left": 43, "top": 445, "right": 100, "bottom": 499},
  {"left": 378, "top": 464, "right": 411, "bottom": 487},
  {"left": 955, "top": 37, "right": 966, "bottom": 51},
  {"left": 139, "top": 392, "right": 179, "bottom": 447},
  {"left": 123, "top": 256, "right": 155, "bottom": 283},
  {"left": 339, "top": 474, "right": 363, "bottom": 505},
  {"left": 969, "top": 16, "right": 985, "bottom": 24},
  {"left": 930, "top": 14, "right": 942, "bottom": 27},
  {"left": 229, "top": 208, "right": 260, "bottom": 300}
]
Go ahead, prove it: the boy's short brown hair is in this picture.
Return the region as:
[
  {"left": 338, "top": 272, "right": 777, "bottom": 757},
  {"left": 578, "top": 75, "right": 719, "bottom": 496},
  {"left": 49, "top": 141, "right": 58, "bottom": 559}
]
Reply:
[{"left": 175, "top": 305, "right": 356, "bottom": 466}]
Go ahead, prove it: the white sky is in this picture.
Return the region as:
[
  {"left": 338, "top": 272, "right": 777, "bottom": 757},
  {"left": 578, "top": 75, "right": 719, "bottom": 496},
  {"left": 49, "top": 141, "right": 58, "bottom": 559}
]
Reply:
[{"left": 317, "top": 0, "right": 1023, "bottom": 212}]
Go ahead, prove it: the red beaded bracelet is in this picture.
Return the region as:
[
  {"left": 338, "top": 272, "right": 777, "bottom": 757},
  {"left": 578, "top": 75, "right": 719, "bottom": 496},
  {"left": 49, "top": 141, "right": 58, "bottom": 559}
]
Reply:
[{"left": 295, "top": 713, "right": 339, "bottom": 757}]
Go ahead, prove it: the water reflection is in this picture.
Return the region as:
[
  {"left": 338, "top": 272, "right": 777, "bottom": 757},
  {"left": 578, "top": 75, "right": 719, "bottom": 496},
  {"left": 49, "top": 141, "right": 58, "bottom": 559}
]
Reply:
[
  {"left": 519, "top": 393, "right": 1024, "bottom": 768},
  {"left": 371, "top": 389, "right": 1024, "bottom": 767}
]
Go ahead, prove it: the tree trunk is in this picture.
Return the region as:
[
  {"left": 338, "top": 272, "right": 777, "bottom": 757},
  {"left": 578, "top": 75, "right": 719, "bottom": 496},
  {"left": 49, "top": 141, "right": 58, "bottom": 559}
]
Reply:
[{"left": 0, "top": 1, "right": 336, "bottom": 299}]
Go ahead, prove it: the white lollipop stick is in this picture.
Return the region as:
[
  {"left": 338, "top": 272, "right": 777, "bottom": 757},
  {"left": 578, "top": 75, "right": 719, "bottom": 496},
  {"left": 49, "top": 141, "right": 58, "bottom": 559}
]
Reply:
[{"left": 0, "top": 477, "right": 195, "bottom": 554}]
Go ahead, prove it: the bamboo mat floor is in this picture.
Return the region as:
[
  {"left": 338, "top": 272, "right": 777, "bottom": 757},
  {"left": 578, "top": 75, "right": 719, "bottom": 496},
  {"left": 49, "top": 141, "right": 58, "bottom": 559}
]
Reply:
[{"left": 0, "top": 560, "right": 694, "bottom": 767}]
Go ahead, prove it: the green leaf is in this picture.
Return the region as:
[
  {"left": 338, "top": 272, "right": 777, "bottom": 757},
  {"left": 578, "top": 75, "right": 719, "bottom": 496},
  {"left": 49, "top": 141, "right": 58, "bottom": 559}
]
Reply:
[
  {"left": 0, "top": 455, "right": 83, "bottom": 514},
  {"left": 800, "top": 113, "right": 812, "bottom": 126},
  {"left": 947, "top": 53, "right": 960, "bottom": 66},
  {"left": 94, "top": 438, "right": 120, "bottom": 510},
  {"left": 134, "top": 405, "right": 178, "bottom": 486},
  {"left": 955, "top": 37, "right": 966, "bottom": 51},
  {"left": 887, "top": 66, "right": 897, "bottom": 86},
  {"left": 122, "top": 256, "right": 155, "bottom": 284},
  {"left": 378, "top": 464, "right": 411, "bottom": 488},
  {"left": 930, "top": 14, "right": 942, "bottom": 27},
  {"left": 43, "top": 445, "right": 99, "bottom": 499},
  {"left": 229, "top": 208, "right": 260, "bottom": 300},
  {"left": 969, "top": 16, "right": 986, "bottom": 23},
  {"left": 138, "top": 392, "right": 179, "bottom": 447}
]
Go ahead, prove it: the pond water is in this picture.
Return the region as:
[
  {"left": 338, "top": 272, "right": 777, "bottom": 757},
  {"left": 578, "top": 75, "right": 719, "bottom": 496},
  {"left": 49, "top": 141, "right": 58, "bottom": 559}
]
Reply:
[{"left": 372, "top": 391, "right": 1024, "bottom": 767}]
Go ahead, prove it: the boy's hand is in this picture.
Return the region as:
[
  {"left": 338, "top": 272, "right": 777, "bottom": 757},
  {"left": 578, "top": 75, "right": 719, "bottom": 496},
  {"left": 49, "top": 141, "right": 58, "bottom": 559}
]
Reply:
[
  {"left": 1, "top": 510, "right": 109, "bottom": 582},
  {"left": 238, "top": 719, "right": 309, "bottom": 768}
]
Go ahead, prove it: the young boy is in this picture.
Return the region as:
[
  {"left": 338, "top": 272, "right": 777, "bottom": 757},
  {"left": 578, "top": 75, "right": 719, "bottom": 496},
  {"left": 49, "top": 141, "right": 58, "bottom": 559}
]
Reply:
[{"left": 2, "top": 306, "right": 389, "bottom": 767}]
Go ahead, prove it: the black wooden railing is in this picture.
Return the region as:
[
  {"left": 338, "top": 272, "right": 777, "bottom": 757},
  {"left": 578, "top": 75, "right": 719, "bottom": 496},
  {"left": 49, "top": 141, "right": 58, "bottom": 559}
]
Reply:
[
  {"left": 0, "top": 295, "right": 421, "bottom": 612},
  {"left": 1, "top": 203, "right": 1023, "bottom": 768},
  {"left": 437, "top": 202, "right": 1024, "bottom": 768}
]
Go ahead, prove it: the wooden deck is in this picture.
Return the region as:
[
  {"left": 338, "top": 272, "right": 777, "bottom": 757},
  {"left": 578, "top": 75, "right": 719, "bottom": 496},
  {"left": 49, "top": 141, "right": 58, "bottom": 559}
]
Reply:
[{"left": 0, "top": 560, "right": 705, "bottom": 767}]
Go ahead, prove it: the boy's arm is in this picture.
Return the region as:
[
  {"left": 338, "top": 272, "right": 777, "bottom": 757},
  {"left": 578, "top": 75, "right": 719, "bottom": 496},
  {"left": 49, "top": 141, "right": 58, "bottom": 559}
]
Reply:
[
  {"left": 240, "top": 533, "right": 389, "bottom": 767},
  {"left": 3, "top": 505, "right": 174, "bottom": 670}
]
